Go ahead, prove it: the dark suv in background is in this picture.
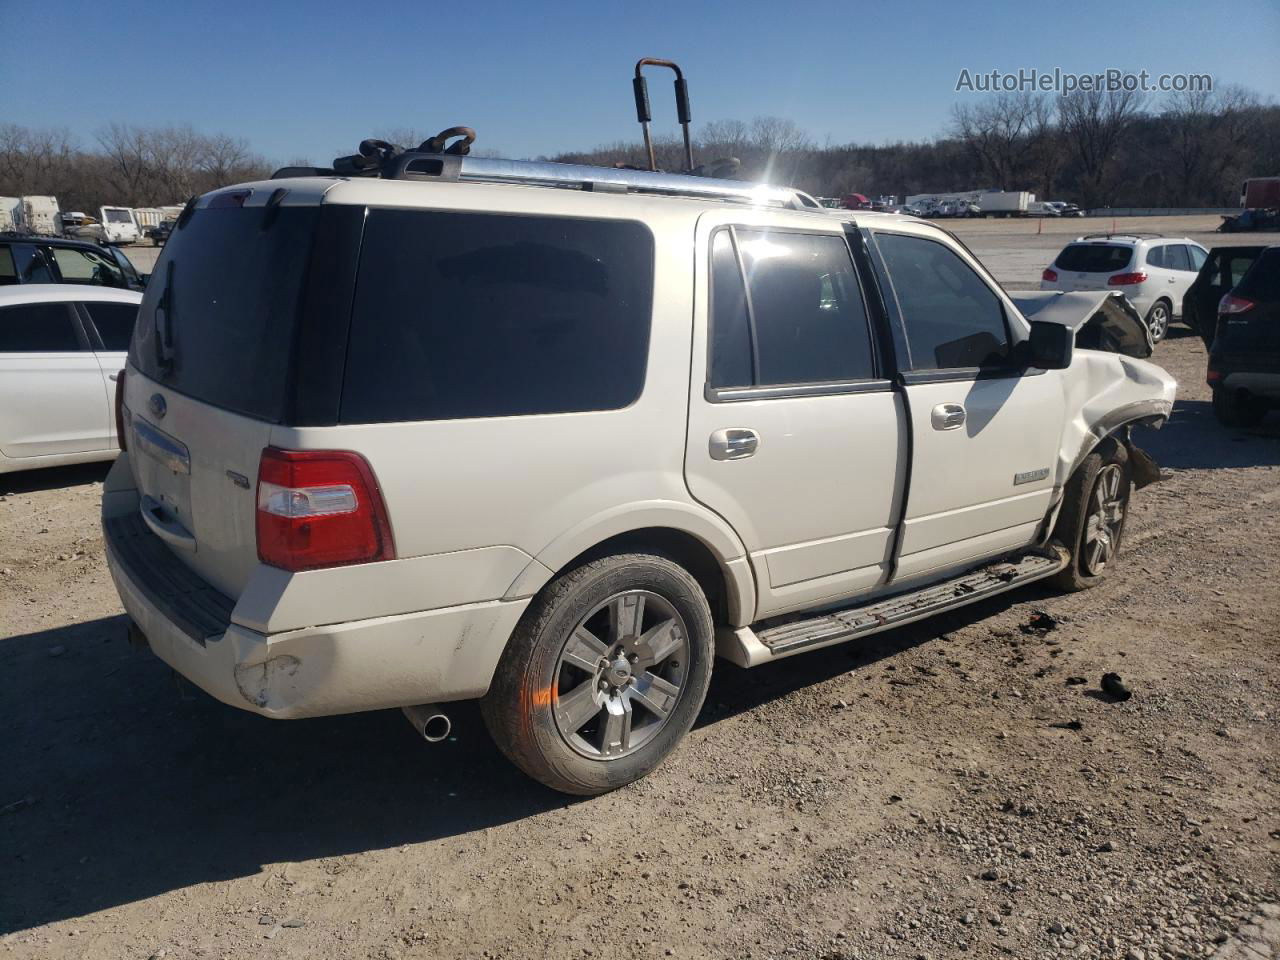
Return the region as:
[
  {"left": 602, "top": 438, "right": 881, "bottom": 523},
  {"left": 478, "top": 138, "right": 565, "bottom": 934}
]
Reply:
[
  {"left": 1208, "top": 246, "right": 1280, "bottom": 426},
  {"left": 1184, "top": 245, "right": 1268, "bottom": 346},
  {"left": 0, "top": 234, "right": 147, "bottom": 291}
]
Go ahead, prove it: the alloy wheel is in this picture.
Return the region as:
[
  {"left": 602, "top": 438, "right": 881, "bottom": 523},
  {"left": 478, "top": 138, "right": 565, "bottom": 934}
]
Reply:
[
  {"left": 1147, "top": 303, "right": 1169, "bottom": 342},
  {"left": 552, "top": 590, "right": 691, "bottom": 760},
  {"left": 1081, "top": 464, "right": 1126, "bottom": 576}
]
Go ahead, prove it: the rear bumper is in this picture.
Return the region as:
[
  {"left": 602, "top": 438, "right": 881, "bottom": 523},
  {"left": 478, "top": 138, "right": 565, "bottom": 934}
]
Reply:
[
  {"left": 103, "top": 457, "right": 530, "bottom": 719},
  {"left": 1219, "top": 371, "right": 1280, "bottom": 399}
]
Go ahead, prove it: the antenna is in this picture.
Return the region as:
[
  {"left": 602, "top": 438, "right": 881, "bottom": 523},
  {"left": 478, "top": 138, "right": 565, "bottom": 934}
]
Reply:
[{"left": 633, "top": 58, "right": 694, "bottom": 173}]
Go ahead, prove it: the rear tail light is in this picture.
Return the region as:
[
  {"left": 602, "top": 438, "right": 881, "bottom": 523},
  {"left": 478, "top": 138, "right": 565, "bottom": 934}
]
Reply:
[
  {"left": 255, "top": 448, "right": 395, "bottom": 572},
  {"left": 1042, "top": 268, "right": 1058, "bottom": 282},
  {"left": 1108, "top": 272, "right": 1148, "bottom": 286},
  {"left": 1206, "top": 367, "right": 1222, "bottom": 384},
  {"left": 114, "top": 368, "right": 128, "bottom": 451},
  {"left": 1218, "top": 294, "right": 1256, "bottom": 315}
]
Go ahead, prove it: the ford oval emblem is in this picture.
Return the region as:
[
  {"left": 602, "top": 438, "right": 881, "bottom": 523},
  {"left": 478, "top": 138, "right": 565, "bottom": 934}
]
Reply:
[{"left": 149, "top": 393, "right": 167, "bottom": 419}]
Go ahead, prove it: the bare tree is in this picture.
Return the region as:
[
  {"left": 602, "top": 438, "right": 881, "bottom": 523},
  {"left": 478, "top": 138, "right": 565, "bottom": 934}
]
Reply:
[
  {"left": 1057, "top": 88, "right": 1146, "bottom": 207},
  {"left": 950, "top": 92, "right": 1047, "bottom": 188},
  {"left": 1163, "top": 85, "right": 1260, "bottom": 205}
]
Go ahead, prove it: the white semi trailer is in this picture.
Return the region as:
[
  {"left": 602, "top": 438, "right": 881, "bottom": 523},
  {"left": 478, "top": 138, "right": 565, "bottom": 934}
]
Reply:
[
  {"left": 20, "top": 196, "right": 62, "bottom": 235},
  {"left": 0, "top": 197, "right": 20, "bottom": 232},
  {"left": 906, "top": 189, "right": 1033, "bottom": 217}
]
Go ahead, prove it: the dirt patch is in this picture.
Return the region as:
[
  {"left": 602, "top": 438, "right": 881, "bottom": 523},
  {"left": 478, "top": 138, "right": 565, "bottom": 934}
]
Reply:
[{"left": 2, "top": 334, "right": 1277, "bottom": 959}]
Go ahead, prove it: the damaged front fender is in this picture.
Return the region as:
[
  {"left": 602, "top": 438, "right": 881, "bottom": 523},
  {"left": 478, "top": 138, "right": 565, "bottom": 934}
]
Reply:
[{"left": 1011, "top": 289, "right": 1174, "bottom": 492}]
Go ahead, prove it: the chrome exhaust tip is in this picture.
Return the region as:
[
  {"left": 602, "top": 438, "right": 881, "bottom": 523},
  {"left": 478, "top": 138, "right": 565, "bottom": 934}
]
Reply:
[{"left": 402, "top": 704, "right": 451, "bottom": 743}]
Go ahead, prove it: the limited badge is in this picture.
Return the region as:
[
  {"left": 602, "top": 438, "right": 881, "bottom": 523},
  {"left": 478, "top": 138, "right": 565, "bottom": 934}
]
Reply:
[{"left": 1014, "top": 468, "right": 1050, "bottom": 485}]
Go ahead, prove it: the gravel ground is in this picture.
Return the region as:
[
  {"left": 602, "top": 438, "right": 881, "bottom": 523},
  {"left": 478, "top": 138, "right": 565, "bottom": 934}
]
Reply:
[{"left": 2, "top": 221, "right": 1278, "bottom": 960}]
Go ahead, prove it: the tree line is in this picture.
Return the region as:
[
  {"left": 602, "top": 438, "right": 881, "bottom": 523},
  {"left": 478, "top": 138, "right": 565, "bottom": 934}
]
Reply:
[
  {"left": 553, "top": 86, "right": 1278, "bottom": 209},
  {"left": 2, "top": 85, "right": 1276, "bottom": 215},
  {"left": 0, "top": 123, "right": 271, "bottom": 214}
]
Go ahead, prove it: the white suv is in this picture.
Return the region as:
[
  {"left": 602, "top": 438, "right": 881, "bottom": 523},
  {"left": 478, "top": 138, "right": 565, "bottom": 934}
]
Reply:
[
  {"left": 103, "top": 147, "right": 1175, "bottom": 795},
  {"left": 1040, "top": 234, "right": 1208, "bottom": 342}
]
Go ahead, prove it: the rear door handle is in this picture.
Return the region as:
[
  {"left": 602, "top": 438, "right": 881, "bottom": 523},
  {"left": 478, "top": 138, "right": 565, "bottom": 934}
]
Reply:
[
  {"left": 709, "top": 428, "right": 759, "bottom": 460},
  {"left": 931, "top": 403, "right": 966, "bottom": 431}
]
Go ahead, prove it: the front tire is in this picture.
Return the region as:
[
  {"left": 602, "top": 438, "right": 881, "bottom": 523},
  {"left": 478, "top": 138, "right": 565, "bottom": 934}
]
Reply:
[
  {"left": 482, "top": 552, "right": 715, "bottom": 796},
  {"left": 1145, "top": 300, "right": 1171, "bottom": 343},
  {"left": 1050, "top": 443, "right": 1132, "bottom": 592}
]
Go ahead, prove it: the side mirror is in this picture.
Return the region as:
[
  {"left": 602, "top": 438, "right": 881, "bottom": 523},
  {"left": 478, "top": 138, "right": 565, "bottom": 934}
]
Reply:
[
  {"left": 1022, "top": 320, "right": 1073, "bottom": 370},
  {"left": 138, "top": 273, "right": 150, "bottom": 286}
]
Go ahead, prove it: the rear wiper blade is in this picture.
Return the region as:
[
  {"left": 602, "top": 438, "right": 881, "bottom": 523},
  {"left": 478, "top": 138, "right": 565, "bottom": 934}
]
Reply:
[{"left": 155, "top": 260, "right": 176, "bottom": 371}]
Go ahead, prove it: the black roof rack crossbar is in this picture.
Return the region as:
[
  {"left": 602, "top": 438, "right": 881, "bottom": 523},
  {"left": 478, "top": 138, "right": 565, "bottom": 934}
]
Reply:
[{"left": 1079, "top": 232, "right": 1165, "bottom": 240}]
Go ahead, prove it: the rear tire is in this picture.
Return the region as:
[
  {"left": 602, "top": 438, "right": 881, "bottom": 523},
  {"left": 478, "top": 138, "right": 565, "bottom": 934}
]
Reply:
[
  {"left": 1145, "top": 300, "right": 1171, "bottom": 343},
  {"left": 481, "top": 552, "right": 714, "bottom": 796},
  {"left": 1212, "top": 386, "right": 1268, "bottom": 428},
  {"left": 1050, "top": 443, "right": 1132, "bottom": 592}
]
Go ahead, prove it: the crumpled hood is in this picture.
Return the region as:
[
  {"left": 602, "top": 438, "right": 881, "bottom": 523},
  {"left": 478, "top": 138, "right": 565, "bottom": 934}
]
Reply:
[{"left": 1013, "top": 290, "right": 1154, "bottom": 359}]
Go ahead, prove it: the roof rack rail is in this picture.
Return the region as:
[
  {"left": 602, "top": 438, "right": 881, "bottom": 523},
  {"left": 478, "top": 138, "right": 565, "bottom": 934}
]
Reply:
[
  {"left": 1079, "top": 232, "right": 1165, "bottom": 240},
  {"left": 276, "top": 132, "right": 814, "bottom": 209}
]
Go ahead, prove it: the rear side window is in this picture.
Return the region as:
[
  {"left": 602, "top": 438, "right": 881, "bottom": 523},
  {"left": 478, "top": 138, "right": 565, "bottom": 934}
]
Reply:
[
  {"left": 1222, "top": 251, "right": 1260, "bottom": 287},
  {"left": 83, "top": 301, "right": 138, "bottom": 351},
  {"left": 50, "top": 246, "right": 129, "bottom": 288},
  {"left": 709, "top": 231, "right": 753, "bottom": 388},
  {"left": 1166, "top": 245, "right": 1192, "bottom": 272},
  {"left": 0, "top": 303, "right": 82, "bottom": 352},
  {"left": 131, "top": 206, "right": 320, "bottom": 422},
  {"left": 875, "top": 232, "right": 1010, "bottom": 371},
  {"left": 1236, "top": 248, "right": 1280, "bottom": 301},
  {"left": 12, "top": 246, "right": 53, "bottom": 283},
  {"left": 341, "top": 210, "right": 654, "bottom": 423},
  {"left": 1055, "top": 244, "right": 1133, "bottom": 273},
  {"left": 0, "top": 246, "right": 16, "bottom": 285},
  {"left": 708, "top": 228, "right": 876, "bottom": 390},
  {"left": 1146, "top": 246, "right": 1167, "bottom": 269}
]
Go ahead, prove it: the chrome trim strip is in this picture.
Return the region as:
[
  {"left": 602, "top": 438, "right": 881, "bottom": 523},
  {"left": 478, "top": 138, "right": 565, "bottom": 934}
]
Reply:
[{"left": 132, "top": 418, "right": 191, "bottom": 476}]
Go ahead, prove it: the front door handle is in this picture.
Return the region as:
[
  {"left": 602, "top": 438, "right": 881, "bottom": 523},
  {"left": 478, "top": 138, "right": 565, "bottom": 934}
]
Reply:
[
  {"left": 931, "top": 403, "right": 966, "bottom": 431},
  {"left": 709, "top": 428, "right": 759, "bottom": 461}
]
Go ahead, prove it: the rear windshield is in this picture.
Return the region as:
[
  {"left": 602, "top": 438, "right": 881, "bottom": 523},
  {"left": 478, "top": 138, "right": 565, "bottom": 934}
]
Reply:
[
  {"left": 1055, "top": 244, "right": 1133, "bottom": 273},
  {"left": 340, "top": 209, "right": 654, "bottom": 423},
  {"left": 130, "top": 205, "right": 319, "bottom": 421}
]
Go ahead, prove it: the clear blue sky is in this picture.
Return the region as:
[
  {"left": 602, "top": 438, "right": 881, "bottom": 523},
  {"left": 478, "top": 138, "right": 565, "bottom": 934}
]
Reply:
[{"left": 4, "top": 0, "right": 1278, "bottom": 164}]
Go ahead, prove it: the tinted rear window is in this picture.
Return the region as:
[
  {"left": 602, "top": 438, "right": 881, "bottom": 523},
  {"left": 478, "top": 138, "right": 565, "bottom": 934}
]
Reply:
[
  {"left": 83, "top": 300, "right": 138, "bottom": 351},
  {"left": 341, "top": 210, "right": 654, "bottom": 423},
  {"left": 130, "top": 205, "right": 319, "bottom": 421},
  {"left": 1055, "top": 244, "right": 1132, "bottom": 273},
  {"left": 1236, "top": 248, "right": 1280, "bottom": 301},
  {"left": 0, "top": 302, "right": 81, "bottom": 352}
]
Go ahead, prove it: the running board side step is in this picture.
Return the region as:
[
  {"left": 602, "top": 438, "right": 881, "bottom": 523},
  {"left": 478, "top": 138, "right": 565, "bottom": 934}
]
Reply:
[{"left": 716, "top": 549, "right": 1068, "bottom": 668}]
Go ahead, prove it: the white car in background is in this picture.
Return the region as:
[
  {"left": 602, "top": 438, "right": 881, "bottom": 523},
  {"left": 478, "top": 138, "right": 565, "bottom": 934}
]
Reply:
[
  {"left": 1040, "top": 234, "right": 1208, "bottom": 342},
  {"left": 0, "top": 285, "right": 140, "bottom": 473}
]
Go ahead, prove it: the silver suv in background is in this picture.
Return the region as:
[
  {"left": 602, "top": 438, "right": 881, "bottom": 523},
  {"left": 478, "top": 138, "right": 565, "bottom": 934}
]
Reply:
[
  {"left": 1040, "top": 234, "right": 1208, "bottom": 342},
  {"left": 103, "top": 147, "right": 1174, "bottom": 796}
]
